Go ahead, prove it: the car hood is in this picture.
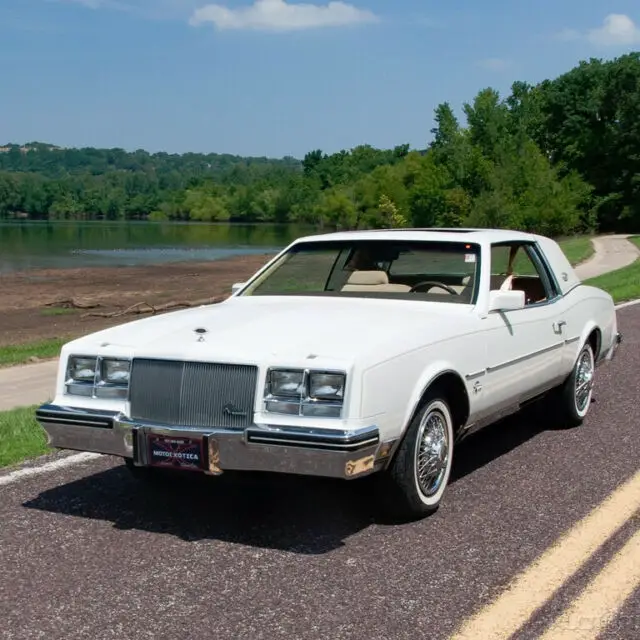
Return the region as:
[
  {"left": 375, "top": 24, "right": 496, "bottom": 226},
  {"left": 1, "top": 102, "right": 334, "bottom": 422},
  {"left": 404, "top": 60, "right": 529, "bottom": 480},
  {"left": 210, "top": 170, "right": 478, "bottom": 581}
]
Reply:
[{"left": 66, "top": 295, "right": 479, "bottom": 368}]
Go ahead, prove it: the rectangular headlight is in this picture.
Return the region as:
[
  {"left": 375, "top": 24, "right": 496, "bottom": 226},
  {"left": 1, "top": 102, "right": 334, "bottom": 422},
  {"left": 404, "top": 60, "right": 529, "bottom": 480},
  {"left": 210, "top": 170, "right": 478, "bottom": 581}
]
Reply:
[
  {"left": 101, "top": 359, "right": 130, "bottom": 385},
  {"left": 67, "top": 356, "right": 97, "bottom": 383},
  {"left": 268, "top": 369, "right": 305, "bottom": 397},
  {"left": 65, "top": 355, "right": 131, "bottom": 399},
  {"left": 309, "top": 372, "right": 345, "bottom": 400},
  {"left": 264, "top": 367, "right": 346, "bottom": 418}
]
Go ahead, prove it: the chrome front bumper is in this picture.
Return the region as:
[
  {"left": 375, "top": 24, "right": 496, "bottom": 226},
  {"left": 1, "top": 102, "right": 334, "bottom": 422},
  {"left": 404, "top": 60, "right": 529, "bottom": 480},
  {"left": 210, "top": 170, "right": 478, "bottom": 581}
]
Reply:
[{"left": 35, "top": 404, "right": 386, "bottom": 480}]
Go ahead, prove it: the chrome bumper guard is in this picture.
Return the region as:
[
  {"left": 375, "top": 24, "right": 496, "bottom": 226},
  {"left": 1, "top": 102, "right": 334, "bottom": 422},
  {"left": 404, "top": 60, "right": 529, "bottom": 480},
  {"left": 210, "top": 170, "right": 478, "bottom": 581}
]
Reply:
[{"left": 35, "top": 404, "right": 385, "bottom": 479}]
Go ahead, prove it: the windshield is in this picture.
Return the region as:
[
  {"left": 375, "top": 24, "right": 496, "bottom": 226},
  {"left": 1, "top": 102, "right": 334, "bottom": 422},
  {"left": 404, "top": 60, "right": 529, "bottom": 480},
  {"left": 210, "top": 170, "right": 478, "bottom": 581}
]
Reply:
[{"left": 240, "top": 239, "right": 481, "bottom": 304}]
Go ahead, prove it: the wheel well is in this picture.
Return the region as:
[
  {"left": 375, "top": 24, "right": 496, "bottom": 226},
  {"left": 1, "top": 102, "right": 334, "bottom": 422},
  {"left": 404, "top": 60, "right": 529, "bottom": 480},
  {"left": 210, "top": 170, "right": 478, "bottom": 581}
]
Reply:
[
  {"left": 587, "top": 328, "right": 601, "bottom": 360},
  {"left": 419, "top": 372, "right": 470, "bottom": 435}
]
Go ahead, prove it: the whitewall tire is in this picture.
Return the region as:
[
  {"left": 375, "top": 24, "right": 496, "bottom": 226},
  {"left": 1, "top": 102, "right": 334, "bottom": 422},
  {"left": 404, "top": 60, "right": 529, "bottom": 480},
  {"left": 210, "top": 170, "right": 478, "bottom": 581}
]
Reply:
[{"left": 378, "top": 390, "right": 455, "bottom": 519}]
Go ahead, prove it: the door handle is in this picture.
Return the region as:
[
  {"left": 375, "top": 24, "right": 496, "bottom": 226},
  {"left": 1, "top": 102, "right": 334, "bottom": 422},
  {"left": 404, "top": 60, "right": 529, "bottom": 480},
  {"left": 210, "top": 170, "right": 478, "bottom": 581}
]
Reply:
[{"left": 553, "top": 320, "right": 566, "bottom": 333}]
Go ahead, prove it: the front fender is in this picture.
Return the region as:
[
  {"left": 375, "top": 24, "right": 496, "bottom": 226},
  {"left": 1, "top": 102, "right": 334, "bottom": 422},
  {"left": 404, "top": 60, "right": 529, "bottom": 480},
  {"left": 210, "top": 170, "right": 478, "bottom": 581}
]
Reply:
[{"left": 401, "top": 361, "right": 465, "bottom": 437}]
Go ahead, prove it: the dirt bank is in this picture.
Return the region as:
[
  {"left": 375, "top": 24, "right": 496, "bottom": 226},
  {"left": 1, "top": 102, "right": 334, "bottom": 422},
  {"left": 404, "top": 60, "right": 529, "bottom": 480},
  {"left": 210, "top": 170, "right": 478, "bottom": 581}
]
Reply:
[{"left": 0, "top": 254, "right": 274, "bottom": 347}]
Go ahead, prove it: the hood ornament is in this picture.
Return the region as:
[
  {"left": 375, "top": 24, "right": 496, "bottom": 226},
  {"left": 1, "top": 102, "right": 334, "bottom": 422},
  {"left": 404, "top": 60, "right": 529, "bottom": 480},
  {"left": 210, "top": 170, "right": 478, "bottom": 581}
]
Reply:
[{"left": 194, "top": 327, "right": 208, "bottom": 342}]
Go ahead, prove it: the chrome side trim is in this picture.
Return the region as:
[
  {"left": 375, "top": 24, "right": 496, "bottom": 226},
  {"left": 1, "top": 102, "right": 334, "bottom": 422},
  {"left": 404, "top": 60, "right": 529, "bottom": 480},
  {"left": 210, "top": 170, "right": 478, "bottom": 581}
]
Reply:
[
  {"left": 564, "top": 336, "right": 580, "bottom": 345},
  {"left": 486, "top": 342, "right": 564, "bottom": 373},
  {"left": 465, "top": 370, "right": 486, "bottom": 380}
]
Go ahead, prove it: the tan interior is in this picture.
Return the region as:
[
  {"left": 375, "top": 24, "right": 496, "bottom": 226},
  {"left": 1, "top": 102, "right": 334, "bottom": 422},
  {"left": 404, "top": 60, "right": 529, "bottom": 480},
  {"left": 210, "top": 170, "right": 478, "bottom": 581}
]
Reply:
[
  {"left": 340, "top": 269, "right": 544, "bottom": 304},
  {"left": 430, "top": 274, "right": 471, "bottom": 295},
  {"left": 341, "top": 270, "right": 411, "bottom": 292},
  {"left": 341, "top": 270, "right": 475, "bottom": 298},
  {"left": 490, "top": 274, "right": 509, "bottom": 290}
]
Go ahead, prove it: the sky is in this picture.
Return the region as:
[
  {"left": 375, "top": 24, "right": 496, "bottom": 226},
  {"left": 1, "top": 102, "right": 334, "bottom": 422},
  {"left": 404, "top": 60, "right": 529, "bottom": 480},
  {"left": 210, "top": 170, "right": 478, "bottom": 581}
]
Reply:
[{"left": 1, "top": 0, "right": 639, "bottom": 159}]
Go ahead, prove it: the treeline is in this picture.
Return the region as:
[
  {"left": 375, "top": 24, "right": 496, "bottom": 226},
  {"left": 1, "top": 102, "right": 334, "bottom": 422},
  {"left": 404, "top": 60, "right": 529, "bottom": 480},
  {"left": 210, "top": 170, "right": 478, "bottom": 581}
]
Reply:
[{"left": 1, "top": 52, "right": 639, "bottom": 235}]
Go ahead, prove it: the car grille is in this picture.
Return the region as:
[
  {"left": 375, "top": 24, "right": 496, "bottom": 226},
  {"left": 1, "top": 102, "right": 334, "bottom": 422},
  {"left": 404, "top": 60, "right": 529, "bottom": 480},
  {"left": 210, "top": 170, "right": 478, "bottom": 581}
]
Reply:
[{"left": 129, "top": 358, "right": 258, "bottom": 429}]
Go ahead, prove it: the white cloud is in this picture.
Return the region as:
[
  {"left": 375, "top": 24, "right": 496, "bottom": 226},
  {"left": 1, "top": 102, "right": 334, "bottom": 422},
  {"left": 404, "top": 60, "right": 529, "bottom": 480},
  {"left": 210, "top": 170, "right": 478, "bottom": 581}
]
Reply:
[
  {"left": 587, "top": 14, "right": 640, "bottom": 46},
  {"left": 557, "top": 14, "right": 640, "bottom": 47},
  {"left": 189, "top": 0, "right": 379, "bottom": 32},
  {"left": 476, "top": 57, "right": 510, "bottom": 71}
]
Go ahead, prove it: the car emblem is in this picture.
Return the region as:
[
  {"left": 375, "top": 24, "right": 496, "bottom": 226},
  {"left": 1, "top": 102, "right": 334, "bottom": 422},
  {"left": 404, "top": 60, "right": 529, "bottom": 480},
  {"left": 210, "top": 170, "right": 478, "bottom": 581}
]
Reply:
[
  {"left": 223, "top": 403, "right": 247, "bottom": 417},
  {"left": 194, "top": 327, "right": 207, "bottom": 342}
]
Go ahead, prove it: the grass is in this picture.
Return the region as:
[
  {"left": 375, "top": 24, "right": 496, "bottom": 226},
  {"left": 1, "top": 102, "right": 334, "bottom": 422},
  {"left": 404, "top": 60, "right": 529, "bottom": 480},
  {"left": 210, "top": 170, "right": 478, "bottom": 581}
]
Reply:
[
  {"left": 40, "top": 307, "right": 77, "bottom": 317},
  {"left": 584, "top": 236, "right": 640, "bottom": 303},
  {"left": 0, "top": 338, "right": 66, "bottom": 368},
  {"left": 558, "top": 236, "right": 595, "bottom": 266},
  {"left": 0, "top": 405, "right": 51, "bottom": 468}
]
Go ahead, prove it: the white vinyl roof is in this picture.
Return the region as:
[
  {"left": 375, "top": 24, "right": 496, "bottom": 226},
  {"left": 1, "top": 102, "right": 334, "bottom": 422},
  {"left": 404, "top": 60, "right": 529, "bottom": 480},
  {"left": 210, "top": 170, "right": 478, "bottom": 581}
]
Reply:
[{"left": 293, "top": 227, "right": 539, "bottom": 245}]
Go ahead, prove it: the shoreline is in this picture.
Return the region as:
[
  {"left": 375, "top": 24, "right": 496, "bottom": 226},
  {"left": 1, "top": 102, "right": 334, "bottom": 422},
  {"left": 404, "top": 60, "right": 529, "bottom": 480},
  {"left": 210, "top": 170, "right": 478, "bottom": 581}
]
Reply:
[{"left": 0, "top": 253, "right": 274, "bottom": 347}]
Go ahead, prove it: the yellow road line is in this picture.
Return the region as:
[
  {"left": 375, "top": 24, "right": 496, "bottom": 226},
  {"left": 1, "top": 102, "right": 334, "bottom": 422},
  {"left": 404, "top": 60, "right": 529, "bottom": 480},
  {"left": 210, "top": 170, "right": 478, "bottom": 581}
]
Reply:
[
  {"left": 538, "top": 527, "right": 640, "bottom": 639},
  {"left": 449, "top": 469, "right": 640, "bottom": 640}
]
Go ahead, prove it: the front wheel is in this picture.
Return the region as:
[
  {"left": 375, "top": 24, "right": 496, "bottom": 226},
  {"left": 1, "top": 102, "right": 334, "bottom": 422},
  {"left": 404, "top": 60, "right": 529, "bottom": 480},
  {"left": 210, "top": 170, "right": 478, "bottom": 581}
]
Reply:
[
  {"left": 377, "top": 391, "right": 454, "bottom": 520},
  {"left": 554, "top": 341, "right": 595, "bottom": 428}
]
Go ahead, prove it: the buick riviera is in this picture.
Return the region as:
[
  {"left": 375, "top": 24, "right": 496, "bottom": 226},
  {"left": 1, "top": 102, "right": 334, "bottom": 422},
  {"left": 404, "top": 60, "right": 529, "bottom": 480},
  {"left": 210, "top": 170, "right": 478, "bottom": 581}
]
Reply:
[{"left": 36, "top": 229, "right": 622, "bottom": 519}]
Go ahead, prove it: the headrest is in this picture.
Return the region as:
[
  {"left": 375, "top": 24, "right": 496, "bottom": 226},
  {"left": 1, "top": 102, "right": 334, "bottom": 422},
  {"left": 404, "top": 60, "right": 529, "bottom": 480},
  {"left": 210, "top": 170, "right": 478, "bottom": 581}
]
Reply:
[{"left": 346, "top": 270, "right": 389, "bottom": 286}]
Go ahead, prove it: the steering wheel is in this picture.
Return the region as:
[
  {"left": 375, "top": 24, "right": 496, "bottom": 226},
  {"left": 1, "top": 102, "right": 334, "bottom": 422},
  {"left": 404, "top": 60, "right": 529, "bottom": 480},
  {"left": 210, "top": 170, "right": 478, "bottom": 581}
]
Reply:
[{"left": 409, "top": 281, "right": 459, "bottom": 295}]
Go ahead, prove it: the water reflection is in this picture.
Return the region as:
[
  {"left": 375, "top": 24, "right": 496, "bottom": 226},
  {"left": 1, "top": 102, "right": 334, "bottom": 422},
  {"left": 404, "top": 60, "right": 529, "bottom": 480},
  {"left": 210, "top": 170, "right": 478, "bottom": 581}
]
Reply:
[{"left": 0, "top": 221, "right": 314, "bottom": 273}]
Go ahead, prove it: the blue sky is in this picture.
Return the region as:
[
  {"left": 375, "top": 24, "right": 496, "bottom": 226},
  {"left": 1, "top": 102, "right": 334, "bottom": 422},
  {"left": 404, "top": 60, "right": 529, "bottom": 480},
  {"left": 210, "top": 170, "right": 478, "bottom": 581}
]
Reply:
[{"left": 1, "top": 0, "right": 639, "bottom": 158}]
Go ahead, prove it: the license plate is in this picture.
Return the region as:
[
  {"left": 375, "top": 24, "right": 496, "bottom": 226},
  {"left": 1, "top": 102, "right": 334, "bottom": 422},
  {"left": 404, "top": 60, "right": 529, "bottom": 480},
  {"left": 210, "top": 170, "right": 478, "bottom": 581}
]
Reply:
[{"left": 147, "top": 434, "right": 204, "bottom": 471}]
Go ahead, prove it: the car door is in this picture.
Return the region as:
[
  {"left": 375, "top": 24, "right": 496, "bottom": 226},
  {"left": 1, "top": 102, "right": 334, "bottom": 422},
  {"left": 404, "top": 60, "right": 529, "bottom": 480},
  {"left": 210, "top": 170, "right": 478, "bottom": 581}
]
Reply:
[{"left": 478, "top": 242, "right": 566, "bottom": 415}]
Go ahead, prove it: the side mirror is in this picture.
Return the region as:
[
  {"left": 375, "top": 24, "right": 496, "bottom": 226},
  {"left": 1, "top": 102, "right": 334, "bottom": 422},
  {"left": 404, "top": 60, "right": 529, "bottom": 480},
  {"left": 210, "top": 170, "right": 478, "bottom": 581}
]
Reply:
[
  {"left": 231, "top": 282, "right": 245, "bottom": 295},
  {"left": 488, "top": 289, "right": 525, "bottom": 312}
]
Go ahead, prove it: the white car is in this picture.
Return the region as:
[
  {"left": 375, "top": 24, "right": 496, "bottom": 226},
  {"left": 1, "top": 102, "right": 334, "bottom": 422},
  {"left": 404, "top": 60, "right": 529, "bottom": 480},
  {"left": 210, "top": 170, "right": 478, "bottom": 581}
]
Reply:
[{"left": 36, "top": 228, "right": 622, "bottom": 519}]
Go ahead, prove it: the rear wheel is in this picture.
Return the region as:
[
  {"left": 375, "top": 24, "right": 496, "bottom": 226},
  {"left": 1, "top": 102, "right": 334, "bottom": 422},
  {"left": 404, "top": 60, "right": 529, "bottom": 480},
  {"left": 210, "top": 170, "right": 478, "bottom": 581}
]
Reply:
[{"left": 378, "top": 390, "right": 454, "bottom": 520}]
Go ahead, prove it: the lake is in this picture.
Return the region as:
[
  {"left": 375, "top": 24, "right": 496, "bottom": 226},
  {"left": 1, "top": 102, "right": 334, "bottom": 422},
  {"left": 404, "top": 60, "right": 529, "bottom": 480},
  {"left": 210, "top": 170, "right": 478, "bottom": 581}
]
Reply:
[{"left": 0, "top": 221, "right": 316, "bottom": 273}]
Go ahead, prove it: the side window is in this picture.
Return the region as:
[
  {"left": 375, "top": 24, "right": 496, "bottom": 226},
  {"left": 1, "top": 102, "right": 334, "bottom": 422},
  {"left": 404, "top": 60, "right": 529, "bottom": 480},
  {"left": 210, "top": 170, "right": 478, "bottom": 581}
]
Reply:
[{"left": 490, "top": 243, "right": 557, "bottom": 306}]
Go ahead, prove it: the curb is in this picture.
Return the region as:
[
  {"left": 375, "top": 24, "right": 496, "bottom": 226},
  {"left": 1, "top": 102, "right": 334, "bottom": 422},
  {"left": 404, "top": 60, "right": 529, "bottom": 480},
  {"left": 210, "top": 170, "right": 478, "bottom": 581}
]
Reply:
[{"left": 615, "top": 299, "right": 640, "bottom": 310}]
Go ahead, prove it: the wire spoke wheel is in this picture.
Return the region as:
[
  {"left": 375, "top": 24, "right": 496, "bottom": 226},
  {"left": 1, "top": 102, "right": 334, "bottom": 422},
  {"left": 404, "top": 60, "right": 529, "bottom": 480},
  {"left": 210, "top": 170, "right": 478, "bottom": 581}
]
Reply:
[
  {"left": 414, "top": 406, "right": 450, "bottom": 498},
  {"left": 574, "top": 345, "right": 594, "bottom": 414}
]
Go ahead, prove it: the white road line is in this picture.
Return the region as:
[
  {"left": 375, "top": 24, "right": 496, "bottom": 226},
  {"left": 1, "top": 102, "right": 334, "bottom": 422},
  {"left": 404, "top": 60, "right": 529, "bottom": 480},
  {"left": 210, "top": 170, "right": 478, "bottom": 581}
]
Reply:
[{"left": 0, "top": 452, "right": 103, "bottom": 488}]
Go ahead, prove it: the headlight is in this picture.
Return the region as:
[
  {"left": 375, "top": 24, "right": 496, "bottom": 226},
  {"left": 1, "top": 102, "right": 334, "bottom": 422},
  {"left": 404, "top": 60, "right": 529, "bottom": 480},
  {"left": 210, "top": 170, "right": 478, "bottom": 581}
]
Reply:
[
  {"left": 268, "top": 370, "right": 305, "bottom": 397},
  {"left": 309, "top": 372, "right": 345, "bottom": 400},
  {"left": 67, "top": 356, "right": 97, "bottom": 383},
  {"left": 101, "top": 359, "right": 131, "bottom": 385},
  {"left": 264, "top": 368, "right": 346, "bottom": 418},
  {"left": 65, "top": 355, "right": 131, "bottom": 399}
]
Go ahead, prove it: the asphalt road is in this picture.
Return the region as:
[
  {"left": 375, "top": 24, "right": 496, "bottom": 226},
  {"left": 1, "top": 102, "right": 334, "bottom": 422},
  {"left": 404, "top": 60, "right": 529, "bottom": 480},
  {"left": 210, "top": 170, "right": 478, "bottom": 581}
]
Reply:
[{"left": 1, "top": 304, "right": 639, "bottom": 640}]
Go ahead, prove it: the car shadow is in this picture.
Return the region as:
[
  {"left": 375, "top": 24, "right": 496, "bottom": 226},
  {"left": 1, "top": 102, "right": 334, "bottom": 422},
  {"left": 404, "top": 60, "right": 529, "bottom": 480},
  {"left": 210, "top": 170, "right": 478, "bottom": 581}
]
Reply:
[
  {"left": 22, "top": 399, "right": 564, "bottom": 553},
  {"left": 449, "top": 398, "right": 559, "bottom": 484}
]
